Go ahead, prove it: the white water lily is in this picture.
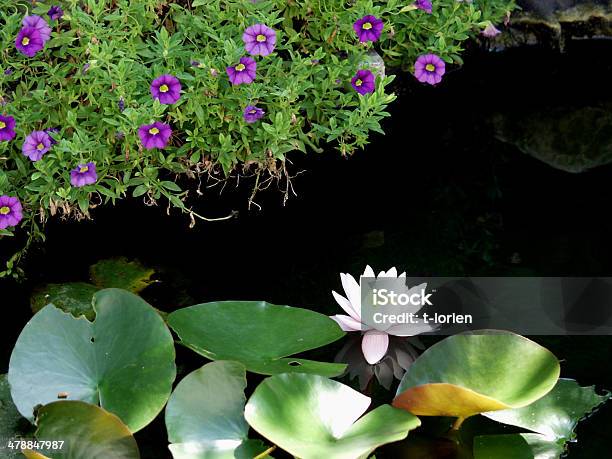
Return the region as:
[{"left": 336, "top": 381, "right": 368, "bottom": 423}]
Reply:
[{"left": 330, "top": 265, "right": 435, "bottom": 365}]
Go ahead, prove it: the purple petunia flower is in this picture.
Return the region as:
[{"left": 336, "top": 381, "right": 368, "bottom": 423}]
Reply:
[
  {"left": 414, "top": 54, "right": 445, "bottom": 85},
  {"left": 242, "top": 24, "right": 277, "bottom": 56},
  {"left": 351, "top": 69, "right": 376, "bottom": 95},
  {"left": 482, "top": 22, "right": 501, "bottom": 38},
  {"left": 118, "top": 97, "right": 125, "bottom": 112},
  {"left": 138, "top": 122, "right": 172, "bottom": 150},
  {"left": 70, "top": 162, "right": 97, "bottom": 187},
  {"left": 22, "top": 130, "right": 52, "bottom": 161},
  {"left": 15, "top": 27, "right": 44, "bottom": 57},
  {"left": 0, "top": 115, "right": 16, "bottom": 142},
  {"left": 150, "top": 74, "right": 181, "bottom": 105},
  {"left": 0, "top": 195, "right": 23, "bottom": 230},
  {"left": 191, "top": 60, "right": 201, "bottom": 67},
  {"left": 226, "top": 57, "right": 257, "bottom": 85},
  {"left": 22, "top": 15, "right": 52, "bottom": 44},
  {"left": 4, "top": 69, "right": 13, "bottom": 76},
  {"left": 243, "top": 105, "right": 265, "bottom": 123},
  {"left": 353, "top": 15, "right": 384, "bottom": 43},
  {"left": 48, "top": 6, "right": 64, "bottom": 21},
  {"left": 414, "top": 0, "right": 433, "bottom": 13}
]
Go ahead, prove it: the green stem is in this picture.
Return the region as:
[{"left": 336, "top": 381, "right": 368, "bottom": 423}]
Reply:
[{"left": 253, "top": 445, "right": 277, "bottom": 459}]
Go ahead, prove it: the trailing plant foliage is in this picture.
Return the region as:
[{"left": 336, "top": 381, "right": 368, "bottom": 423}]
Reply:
[{"left": 0, "top": 0, "right": 514, "bottom": 276}]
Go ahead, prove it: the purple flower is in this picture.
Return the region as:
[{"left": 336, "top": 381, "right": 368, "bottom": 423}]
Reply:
[
  {"left": 70, "top": 162, "right": 97, "bottom": 187},
  {"left": 414, "top": 53, "right": 445, "bottom": 85},
  {"left": 15, "top": 27, "right": 44, "bottom": 57},
  {"left": 243, "top": 105, "right": 265, "bottom": 123},
  {"left": 0, "top": 115, "right": 16, "bottom": 142},
  {"left": 48, "top": 6, "right": 64, "bottom": 21},
  {"left": 138, "top": 121, "right": 172, "bottom": 150},
  {"left": 353, "top": 15, "right": 384, "bottom": 43},
  {"left": 22, "top": 130, "right": 52, "bottom": 161},
  {"left": 150, "top": 74, "right": 181, "bottom": 105},
  {"left": 190, "top": 60, "right": 201, "bottom": 67},
  {"left": 351, "top": 69, "right": 375, "bottom": 95},
  {"left": 22, "top": 15, "right": 52, "bottom": 44},
  {"left": 4, "top": 69, "right": 13, "bottom": 76},
  {"left": 242, "top": 24, "right": 277, "bottom": 56},
  {"left": 0, "top": 195, "right": 23, "bottom": 230},
  {"left": 482, "top": 22, "right": 501, "bottom": 38},
  {"left": 82, "top": 63, "right": 90, "bottom": 74},
  {"left": 226, "top": 57, "right": 257, "bottom": 85},
  {"left": 414, "top": 0, "right": 433, "bottom": 14},
  {"left": 118, "top": 97, "right": 125, "bottom": 112}
]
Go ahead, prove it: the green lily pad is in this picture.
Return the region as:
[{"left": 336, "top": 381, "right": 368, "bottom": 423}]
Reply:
[
  {"left": 394, "top": 331, "right": 560, "bottom": 421},
  {"left": 90, "top": 258, "right": 155, "bottom": 293},
  {"left": 9, "top": 288, "right": 176, "bottom": 432},
  {"left": 166, "top": 361, "right": 269, "bottom": 459},
  {"left": 30, "top": 283, "right": 98, "bottom": 319},
  {"left": 244, "top": 373, "right": 421, "bottom": 459},
  {"left": 25, "top": 401, "right": 139, "bottom": 459},
  {"left": 1, "top": 374, "right": 33, "bottom": 459},
  {"left": 473, "top": 433, "right": 564, "bottom": 459},
  {"left": 168, "top": 301, "right": 346, "bottom": 376},
  {"left": 483, "top": 378, "right": 610, "bottom": 441}
]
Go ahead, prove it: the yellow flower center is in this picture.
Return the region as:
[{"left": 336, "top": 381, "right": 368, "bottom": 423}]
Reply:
[
  {"left": 250, "top": 109, "right": 257, "bottom": 114},
  {"left": 36, "top": 143, "right": 45, "bottom": 150},
  {"left": 159, "top": 84, "right": 169, "bottom": 93},
  {"left": 79, "top": 165, "right": 89, "bottom": 173},
  {"left": 0, "top": 206, "right": 9, "bottom": 215},
  {"left": 149, "top": 127, "right": 159, "bottom": 135},
  {"left": 22, "top": 37, "right": 30, "bottom": 46},
  {"left": 425, "top": 63, "right": 436, "bottom": 72},
  {"left": 235, "top": 63, "right": 246, "bottom": 72},
  {"left": 256, "top": 34, "right": 267, "bottom": 42},
  {"left": 362, "top": 22, "right": 372, "bottom": 30},
  {"left": 0, "top": 121, "right": 5, "bottom": 129},
  {"left": 355, "top": 79, "right": 363, "bottom": 87}
]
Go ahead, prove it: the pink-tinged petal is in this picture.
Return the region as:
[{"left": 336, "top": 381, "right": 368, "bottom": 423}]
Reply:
[
  {"left": 332, "top": 290, "right": 360, "bottom": 321},
  {"left": 361, "top": 330, "right": 389, "bottom": 364},
  {"left": 340, "top": 273, "right": 361, "bottom": 317},
  {"left": 330, "top": 314, "right": 364, "bottom": 332}
]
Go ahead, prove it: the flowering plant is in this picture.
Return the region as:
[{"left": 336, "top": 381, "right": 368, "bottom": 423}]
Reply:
[{"left": 0, "top": 0, "right": 513, "bottom": 276}]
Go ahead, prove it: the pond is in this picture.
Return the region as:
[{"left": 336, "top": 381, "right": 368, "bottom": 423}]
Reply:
[{"left": 2, "top": 31, "right": 612, "bottom": 459}]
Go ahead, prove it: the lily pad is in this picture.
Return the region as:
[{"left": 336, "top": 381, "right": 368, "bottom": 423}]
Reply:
[
  {"left": 24, "top": 401, "right": 139, "bottom": 459},
  {"left": 473, "top": 433, "right": 564, "bottom": 459},
  {"left": 90, "top": 258, "right": 155, "bottom": 293},
  {"left": 394, "top": 331, "right": 560, "bottom": 421},
  {"left": 30, "top": 282, "right": 98, "bottom": 319},
  {"left": 168, "top": 301, "right": 346, "bottom": 376},
  {"left": 244, "top": 373, "right": 420, "bottom": 459},
  {"left": 0, "top": 374, "right": 33, "bottom": 459},
  {"left": 483, "top": 378, "right": 610, "bottom": 441},
  {"left": 165, "top": 361, "right": 268, "bottom": 459},
  {"left": 9, "top": 288, "right": 176, "bottom": 432}
]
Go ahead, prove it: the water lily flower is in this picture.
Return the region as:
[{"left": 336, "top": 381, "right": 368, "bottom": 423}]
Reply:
[
  {"left": 243, "top": 105, "right": 265, "bottom": 123},
  {"left": 243, "top": 24, "right": 277, "bottom": 56},
  {"left": 414, "top": 53, "right": 445, "bottom": 85},
  {"left": 226, "top": 57, "right": 257, "bottom": 85},
  {"left": 70, "top": 162, "right": 97, "bottom": 187},
  {"left": 353, "top": 15, "right": 384, "bottom": 43},
  {"left": 0, "top": 115, "right": 16, "bottom": 142},
  {"left": 150, "top": 74, "right": 181, "bottom": 105},
  {"left": 351, "top": 69, "right": 375, "bottom": 95},
  {"left": 22, "top": 15, "right": 52, "bottom": 44},
  {"left": 47, "top": 6, "right": 64, "bottom": 21},
  {"left": 15, "top": 27, "right": 44, "bottom": 57},
  {"left": 0, "top": 195, "right": 23, "bottom": 230},
  {"left": 138, "top": 121, "right": 172, "bottom": 150},
  {"left": 415, "top": 0, "right": 433, "bottom": 14},
  {"left": 22, "top": 130, "right": 52, "bottom": 161},
  {"left": 330, "top": 266, "right": 435, "bottom": 364},
  {"left": 482, "top": 22, "right": 501, "bottom": 38}
]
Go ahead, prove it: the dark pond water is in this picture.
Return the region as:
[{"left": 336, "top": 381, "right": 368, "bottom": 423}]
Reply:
[{"left": 2, "top": 39, "right": 612, "bottom": 457}]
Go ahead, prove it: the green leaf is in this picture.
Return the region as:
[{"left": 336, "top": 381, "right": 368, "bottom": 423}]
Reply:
[
  {"left": 166, "top": 361, "right": 261, "bottom": 459},
  {"left": 89, "top": 258, "right": 155, "bottom": 293},
  {"left": 30, "top": 282, "right": 98, "bottom": 319},
  {"left": 473, "top": 433, "right": 564, "bottom": 459},
  {"left": 244, "top": 373, "right": 421, "bottom": 459},
  {"left": 482, "top": 378, "right": 610, "bottom": 441},
  {"left": 9, "top": 289, "right": 176, "bottom": 432},
  {"left": 168, "top": 301, "right": 346, "bottom": 376},
  {"left": 26, "top": 401, "right": 140, "bottom": 459},
  {"left": 0, "top": 374, "right": 33, "bottom": 459},
  {"left": 394, "top": 331, "right": 560, "bottom": 421}
]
